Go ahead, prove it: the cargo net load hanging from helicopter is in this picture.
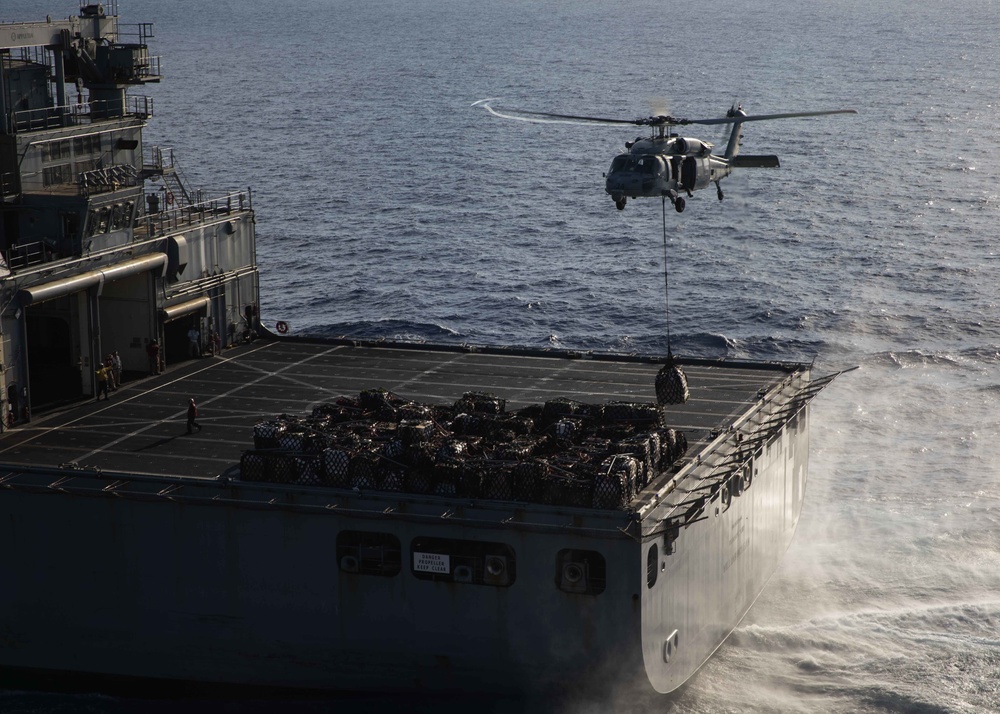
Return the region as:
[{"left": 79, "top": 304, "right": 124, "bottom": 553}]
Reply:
[{"left": 473, "top": 99, "right": 857, "bottom": 212}]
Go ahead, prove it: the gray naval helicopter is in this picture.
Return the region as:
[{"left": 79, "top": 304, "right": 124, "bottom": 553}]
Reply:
[{"left": 473, "top": 99, "right": 856, "bottom": 212}]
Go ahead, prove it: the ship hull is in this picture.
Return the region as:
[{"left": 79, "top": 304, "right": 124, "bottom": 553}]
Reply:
[
  {"left": 640, "top": 407, "right": 809, "bottom": 692},
  {"left": 0, "top": 481, "right": 636, "bottom": 693},
  {"left": 0, "top": 396, "right": 808, "bottom": 696}
]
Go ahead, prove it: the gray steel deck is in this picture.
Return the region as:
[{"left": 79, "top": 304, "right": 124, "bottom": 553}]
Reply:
[{"left": 0, "top": 338, "right": 800, "bottom": 481}]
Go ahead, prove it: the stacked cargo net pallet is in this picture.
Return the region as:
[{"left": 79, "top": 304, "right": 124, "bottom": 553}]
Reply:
[{"left": 241, "top": 390, "right": 687, "bottom": 510}]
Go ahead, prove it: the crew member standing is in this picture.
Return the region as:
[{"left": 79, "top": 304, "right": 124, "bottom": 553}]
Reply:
[
  {"left": 187, "top": 398, "right": 202, "bottom": 433},
  {"left": 96, "top": 362, "right": 110, "bottom": 401},
  {"left": 111, "top": 351, "right": 122, "bottom": 390},
  {"left": 147, "top": 338, "right": 161, "bottom": 375},
  {"left": 187, "top": 324, "right": 201, "bottom": 358}
]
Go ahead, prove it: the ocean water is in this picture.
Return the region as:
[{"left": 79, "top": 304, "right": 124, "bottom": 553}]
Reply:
[{"left": 3, "top": 0, "right": 1000, "bottom": 712}]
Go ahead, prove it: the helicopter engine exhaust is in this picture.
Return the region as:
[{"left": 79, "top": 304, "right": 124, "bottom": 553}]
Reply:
[{"left": 672, "top": 137, "right": 711, "bottom": 155}]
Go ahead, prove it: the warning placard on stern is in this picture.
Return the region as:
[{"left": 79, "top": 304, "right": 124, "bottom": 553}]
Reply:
[{"left": 413, "top": 552, "right": 450, "bottom": 574}]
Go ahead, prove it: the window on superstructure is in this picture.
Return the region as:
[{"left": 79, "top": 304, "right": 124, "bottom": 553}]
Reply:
[
  {"left": 74, "top": 135, "right": 102, "bottom": 155},
  {"left": 646, "top": 544, "right": 658, "bottom": 589},
  {"left": 42, "top": 164, "right": 71, "bottom": 186},
  {"left": 43, "top": 140, "right": 71, "bottom": 161}
]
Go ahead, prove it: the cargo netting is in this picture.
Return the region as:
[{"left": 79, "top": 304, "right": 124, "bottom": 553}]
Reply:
[{"left": 240, "top": 390, "right": 687, "bottom": 510}]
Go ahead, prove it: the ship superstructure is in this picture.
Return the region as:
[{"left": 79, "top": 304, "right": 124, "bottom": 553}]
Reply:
[{"left": 0, "top": 1, "right": 257, "bottom": 421}]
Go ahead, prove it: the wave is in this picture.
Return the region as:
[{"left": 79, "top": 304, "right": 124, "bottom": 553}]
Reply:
[
  {"left": 301, "top": 319, "right": 464, "bottom": 343},
  {"left": 680, "top": 600, "right": 1000, "bottom": 714},
  {"left": 866, "top": 347, "right": 1000, "bottom": 370},
  {"left": 285, "top": 325, "right": 845, "bottom": 369}
]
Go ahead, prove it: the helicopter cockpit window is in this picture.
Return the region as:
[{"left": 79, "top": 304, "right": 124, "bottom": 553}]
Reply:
[
  {"left": 636, "top": 157, "right": 657, "bottom": 175},
  {"left": 610, "top": 155, "right": 630, "bottom": 172}
]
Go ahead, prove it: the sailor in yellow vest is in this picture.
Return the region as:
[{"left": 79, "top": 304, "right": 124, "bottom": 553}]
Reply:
[{"left": 96, "top": 361, "right": 111, "bottom": 401}]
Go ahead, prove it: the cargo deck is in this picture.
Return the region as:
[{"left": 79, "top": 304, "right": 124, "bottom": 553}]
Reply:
[{"left": 0, "top": 338, "right": 801, "bottom": 492}]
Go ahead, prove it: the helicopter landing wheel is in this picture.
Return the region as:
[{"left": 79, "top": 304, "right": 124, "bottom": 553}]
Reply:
[
  {"left": 674, "top": 196, "right": 686, "bottom": 213},
  {"left": 716, "top": 183, "right": 724, "bottom": 201},
  {"left": 615, "top": 198, "right": 627, "bottom": 210}
]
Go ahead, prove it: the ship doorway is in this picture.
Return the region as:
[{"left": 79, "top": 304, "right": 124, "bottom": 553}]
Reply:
[
  {"left": 26, "top": 302, "right": 82, "bottom": 409},
  {"left": 96, "top": 271, "right": 157, "bottom": 380},
  {"left": 163, "top": 314, "right": 206, "bottom": 367}
]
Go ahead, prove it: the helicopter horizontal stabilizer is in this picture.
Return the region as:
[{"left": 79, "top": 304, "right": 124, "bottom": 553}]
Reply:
[{"left": 730, "top": 154, "right": 780, "bottom": 168}]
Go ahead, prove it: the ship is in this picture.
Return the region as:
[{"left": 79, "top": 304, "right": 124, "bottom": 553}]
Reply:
[{"left": 0, "top": 2, "right": 844, "bottom": 699}]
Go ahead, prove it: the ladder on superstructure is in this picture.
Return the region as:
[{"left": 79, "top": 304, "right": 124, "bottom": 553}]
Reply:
[{"left": 141, "top": 146, "right": 195, "bottom": 207}]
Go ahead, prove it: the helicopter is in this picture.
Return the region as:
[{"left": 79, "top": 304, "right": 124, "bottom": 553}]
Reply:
[{"left": 473, "top": 99, "right": 857, "bottom": 212}]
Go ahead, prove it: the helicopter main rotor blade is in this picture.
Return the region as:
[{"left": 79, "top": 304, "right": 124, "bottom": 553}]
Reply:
[
  {"left": 472, "top": 99, "right": 685, "bottom": 127},
  {"left": 687, "top": 109, "right": 858, "bottom": 126},
  {"left": 473, "top": 99, "right": 857, "bottom": 128}
]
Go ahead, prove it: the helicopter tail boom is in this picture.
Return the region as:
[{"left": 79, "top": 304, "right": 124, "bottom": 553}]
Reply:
[{"left": 730, "top": 154, "right": 780, "bottom": 168}]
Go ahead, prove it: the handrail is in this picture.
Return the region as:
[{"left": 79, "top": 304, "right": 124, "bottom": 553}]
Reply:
[
  {"left": 17, "top": 163, "right": 140, "bottom": 197},
  {"left": 80, "top": 164, "right": 139, "bottom": 197},
  {"left": 5, "top": 242, "right": 47, "bottom": 271},
  {"left": 143, "top": 145, "right": 176, "bottom": 173},
  {"left": 0, "top": 188, "right": 251, "bottom": 276},
  {"left": 139, "top": 190, "right": 252, "bottom": 238},
  {"left": 8, "top": 96, "right": 153, "bottom": 133},
  {"left": 80, "top": 0, "right": 120, "bottom": 17}
]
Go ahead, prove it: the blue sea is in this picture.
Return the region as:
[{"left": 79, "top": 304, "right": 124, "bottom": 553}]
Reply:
[{"left": 3, "top": 0, "right": 999, "bottom": 711}]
